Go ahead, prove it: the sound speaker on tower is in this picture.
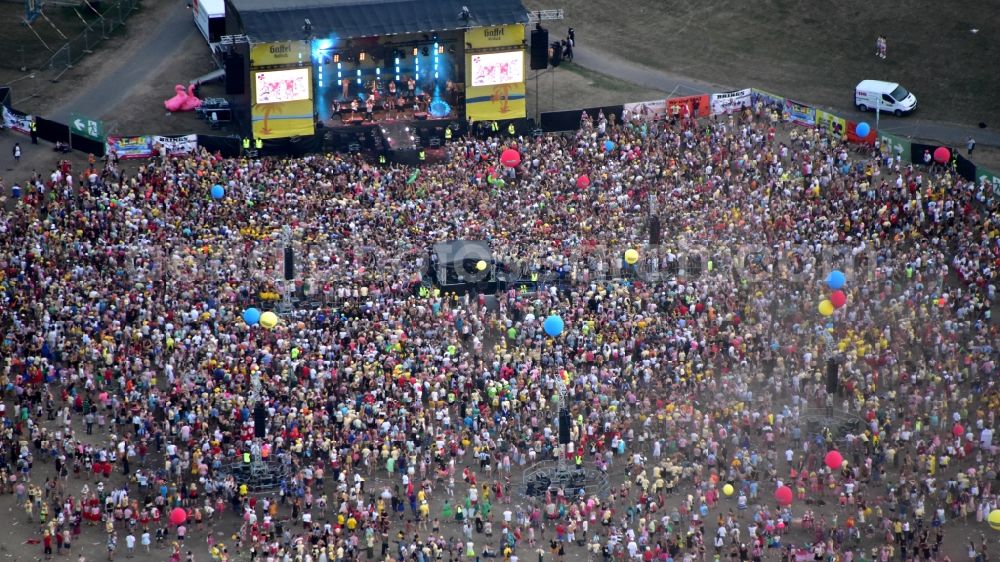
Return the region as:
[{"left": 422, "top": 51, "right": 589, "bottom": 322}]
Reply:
[
  {"left": 224, "top": 53, "right": 246, "bottom": 95},
  {"left": 283, "top": 246, "right": 295, "bottom": 281},
  {"left": 530, "top": 27, "right": 549, "bottom": 70},
  {"left": 826, "top": 360, "right": 839, "bottom": 394},
  {"left": 558, "top": 408, "right": 571, "bottom": 445},
  {"left": 253, "top": 404, "right": 267, "bottom": 438},
  {"left": 649, "top": 216, "right": 661, "bottom": 246}
]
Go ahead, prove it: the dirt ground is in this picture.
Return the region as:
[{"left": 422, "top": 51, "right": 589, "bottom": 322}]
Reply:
[
  {"left": 524, "top": 0, "right": 1000, "bottom": 128},
  {"left": 525, "top": 62, "right": 667, "bottom": 121},
  {"left": 0, "top": 0, "right": 168, "bottom": 115}
]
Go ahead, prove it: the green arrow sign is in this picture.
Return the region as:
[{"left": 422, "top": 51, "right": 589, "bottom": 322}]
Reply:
[{"left": 70, "top": 113, "right": 104, "bottom": 141}]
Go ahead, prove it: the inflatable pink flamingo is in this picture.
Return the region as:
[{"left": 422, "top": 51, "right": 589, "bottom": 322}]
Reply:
[
  {"left": 164, "top": 84, "right": 188, "bottom": 112},
  {"left": 181, "top": 83, "right": 202, "bottom": 111}
]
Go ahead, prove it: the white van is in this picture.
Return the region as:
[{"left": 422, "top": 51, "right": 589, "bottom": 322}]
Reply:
[{"left": 855, "top": 80, "right": 917, "bottom": 116}]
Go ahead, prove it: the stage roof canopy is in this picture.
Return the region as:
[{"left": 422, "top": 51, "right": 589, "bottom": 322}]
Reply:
[{"left": 229, "top": 0, "right": 529, "bottom": 43}]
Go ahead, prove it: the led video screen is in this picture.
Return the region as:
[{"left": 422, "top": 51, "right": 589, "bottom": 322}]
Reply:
[
  {"left": 470, "top": 51, "right": 524, "bottom": 87},
  {"left": 254, "top": 68, "right": 311, "bottom": 104}
]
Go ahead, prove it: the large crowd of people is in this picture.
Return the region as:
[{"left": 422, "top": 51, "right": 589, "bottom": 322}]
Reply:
[{"left": 0, "top": 101, "right": 997, "bottom": 562}]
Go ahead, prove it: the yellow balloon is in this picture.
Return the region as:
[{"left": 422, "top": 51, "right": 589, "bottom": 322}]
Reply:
[
  {"left": 989, "top": 509, "right": 1000, "bottom": 531},
  {"left": 818, "top": 299, "right": 834, "bottom": 317},
  {"left": 260, "top": 311, "right": 279, "bottom": 329},
  {"left": 476, "top": 260, "right": 487, "bottom": 271},
  {"left": 624, "top": 249, "right": 639, "bottom": 265},
  {"left": 722, "top": 483, "right": 734, "bottom": 496}
]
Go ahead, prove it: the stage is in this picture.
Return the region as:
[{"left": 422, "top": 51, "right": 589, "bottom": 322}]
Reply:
[{"left": 224, "top": 0, "right": 530, "bottom": 145}]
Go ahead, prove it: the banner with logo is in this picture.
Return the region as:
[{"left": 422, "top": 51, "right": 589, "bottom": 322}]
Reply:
[
  {"left": 710, "top": 88, "right": 751, "bottom": 115},
  {"left": 106, "top": 135, "right": 154, "bottom": 158},
  {"left": 3, "top": 106, "right": 33, "bottom": 134},
  {"left": 784, "top": 99, "right": 815, "bottom": 127},
  {"left": 156, "top": 134, "right": 198, "bottom": 155},
  {"left": 624, "top": 100, "right": 667, "bottom": 121},
  {"left": 107, "top": 134, "right": 199, "bottom": 159},
  {"left": 466, "top": 24, "right": 525, "bottom": 50},
  {"left": 815, "top": 109, "right": 846, "bottom": 139},
  {"left": 751, "top": 89, "right": 784, "bottom": 110},
  {"left": 250, "top": 40, "right": 310, "bottom": 68},
  {"left": 666, "top": 94, "right": 710, "bottom": 118}
]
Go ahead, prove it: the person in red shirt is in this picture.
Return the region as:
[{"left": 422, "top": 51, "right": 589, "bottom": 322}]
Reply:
[{"left": 43, "top": 530, "right": 53, "bottom": 560}]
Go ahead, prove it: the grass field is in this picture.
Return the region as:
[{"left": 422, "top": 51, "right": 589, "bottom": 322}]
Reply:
[{"left": 524, "top": 0, "right": 1000, "bottom": 127}]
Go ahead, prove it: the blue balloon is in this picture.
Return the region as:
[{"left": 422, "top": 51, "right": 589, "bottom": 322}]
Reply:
[
  {"left": 211, "top": 184, "right": 225, "bottom": 199},
  {"left": 543, "top": 315, "right": 565, "bottom": 337},
  {"left": 604, "top": 140, "right": 615, "bottom": 152},
  {"left": 243, "top": 307, "right": 261, "bottom": 326},
  {"left": 826, "top": 270, "right": 846, "bottom": 290},
  {"left": 856, "top": 122, "right": 870, "bottom": 138}
]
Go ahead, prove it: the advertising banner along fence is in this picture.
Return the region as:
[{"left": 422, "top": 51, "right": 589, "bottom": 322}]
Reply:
[
  {"left": 623, "top": 100, "right": 667, "bottom": 121},
  {"left": 710, "top": 88, "right": 752, "bottom": 115},
  {"left": 3, "top": 106, "right": 33, "bottom": 134},
  {"left": 784, "top": 99, "right": 816, "bottom": 127},
  {"left": 751, "top": 89, "right": 784, "bottom": 110},
  {"left": 106, "top": 134, "right": 198, "bottom": 159},
  {"left": 814, "top": 109, "right": 846, "bottom": 139},
  {"left": 666, "top": 95, "right": 710, "bottom": 119}
]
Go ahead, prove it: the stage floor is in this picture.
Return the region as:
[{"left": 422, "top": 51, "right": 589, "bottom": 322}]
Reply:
[{"left": 320, "top": 108, "right": 456, "bottom": 130}]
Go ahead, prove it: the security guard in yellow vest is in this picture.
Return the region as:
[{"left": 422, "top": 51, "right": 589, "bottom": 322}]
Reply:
[
  {"left": 242, "top": 138, "right": 250, "bottom": 153},
  {"left": 490, "top": 121, "right": 499, "bottom": 133},
  {"left": 30, "top": 120, "right": 38, "bottom": 144},
  {"left": 255, "top": 138, "right": 263, "bottom": 151},
  {"left": 507, "top": 123, "right": 515, "bottom": 136},
  {"left": 575, "top": 454, "right": 583, "bottom": 468},
  {"left": 444, "top": 127, "right": 452, "bottom": 142},
  {"left": 418, "top": 149, "right": 426, "bottom": 161},
  {"left": 379, "top": 154, "right": 387, "bottom": 164},
  {"left": 418, "top": 286, "right": 429, "bottom": 298}
]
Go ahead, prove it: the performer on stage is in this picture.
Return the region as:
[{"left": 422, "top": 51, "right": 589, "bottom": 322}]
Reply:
[
  {"left": 341, "top": 77, "right": 351, "bottom": 100},
  {"left": 382, "top": 95, "right": 394, "bottom": 120},
  {"left": 365, "top": 96, "right": 375, "bottom": 121},
  {"left": 407, "top": 76, "right": 416, "bottom": 98}
]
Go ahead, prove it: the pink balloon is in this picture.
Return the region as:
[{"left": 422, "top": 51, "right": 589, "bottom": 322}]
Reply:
[
  {"left": 500, "top": 148, "right": 521, "bottom": 168},
  {"left": 774, "top": 485, "right": 793, "bottom": 506},
  {"left": 169, "top": 507, "right": 187, "bottom": 526},
  {"left": 933, "top": 146, "right": 950, "bottom": 164},
  {"left": 576, "top": 174, "right": 590, "bottom": 189},
  {"left": 825, "top": 450, "right": 843, "bottom": 470}
]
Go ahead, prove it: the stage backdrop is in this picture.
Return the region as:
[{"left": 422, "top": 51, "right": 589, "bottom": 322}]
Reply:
[
  {"left": 465, "top": 24, "right": 526, "bottom": 122},
  {"left": 250, "top": 41, "right": 315, "bottom": 139}
]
